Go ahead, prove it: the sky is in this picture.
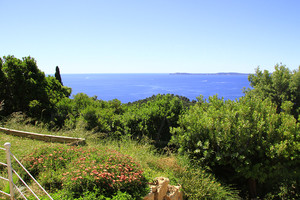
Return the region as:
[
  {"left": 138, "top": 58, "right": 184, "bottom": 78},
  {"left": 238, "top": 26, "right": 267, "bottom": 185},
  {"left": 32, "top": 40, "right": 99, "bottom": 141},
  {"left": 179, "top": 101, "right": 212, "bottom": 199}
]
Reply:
[{"left": 1, "top": 0, "right": 299, "bottom": 74}]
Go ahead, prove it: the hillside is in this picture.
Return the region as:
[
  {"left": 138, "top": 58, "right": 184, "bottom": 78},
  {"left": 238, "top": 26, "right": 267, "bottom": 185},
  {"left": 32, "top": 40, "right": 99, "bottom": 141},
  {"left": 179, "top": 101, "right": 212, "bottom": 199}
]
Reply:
[{"left": 0, "top": 122, "right": 239, "bottom": 199}]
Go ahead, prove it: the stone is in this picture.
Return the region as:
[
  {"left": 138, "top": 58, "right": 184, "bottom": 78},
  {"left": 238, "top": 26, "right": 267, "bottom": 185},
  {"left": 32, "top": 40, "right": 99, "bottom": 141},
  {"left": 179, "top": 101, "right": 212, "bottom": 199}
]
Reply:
[
  {"left": 156, "top": 177, "right": 170, "bottom": 200},
  {"left": 144, "top": 177, "right": 182, "bottom": 200},
  {"left": 143, "top": 192, "right": 155, "bottom": 200},
  {"left": 166, "top": 185, "right": 183, "bottom": 200}
]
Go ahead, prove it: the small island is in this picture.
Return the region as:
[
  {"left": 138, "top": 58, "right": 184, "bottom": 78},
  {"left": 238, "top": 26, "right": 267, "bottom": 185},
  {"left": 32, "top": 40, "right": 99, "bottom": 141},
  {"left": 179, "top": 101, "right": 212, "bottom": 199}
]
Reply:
[{"left": 170, "top": 72, "right": 250, "bottom": 75}]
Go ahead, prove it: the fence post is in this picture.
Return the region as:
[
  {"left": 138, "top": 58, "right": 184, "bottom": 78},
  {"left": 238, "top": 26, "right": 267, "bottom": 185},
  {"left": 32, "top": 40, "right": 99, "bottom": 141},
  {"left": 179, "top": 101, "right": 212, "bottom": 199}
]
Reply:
[{"left": 4, "top": 142, "right": 15, "bottom": 200}]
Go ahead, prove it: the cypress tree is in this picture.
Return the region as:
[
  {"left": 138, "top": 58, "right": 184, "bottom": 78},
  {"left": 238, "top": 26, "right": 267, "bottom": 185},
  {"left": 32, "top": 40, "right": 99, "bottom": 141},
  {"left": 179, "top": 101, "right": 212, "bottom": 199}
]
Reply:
[{"left": 55, "top": 66, "right": 63, "bottom": 85}]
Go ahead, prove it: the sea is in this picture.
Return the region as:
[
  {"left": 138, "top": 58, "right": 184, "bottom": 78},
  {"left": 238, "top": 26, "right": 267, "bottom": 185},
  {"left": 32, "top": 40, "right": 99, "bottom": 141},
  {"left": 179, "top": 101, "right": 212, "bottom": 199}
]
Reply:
[{"left": 61, "top": 73, "right": 251, "bottom": 103}]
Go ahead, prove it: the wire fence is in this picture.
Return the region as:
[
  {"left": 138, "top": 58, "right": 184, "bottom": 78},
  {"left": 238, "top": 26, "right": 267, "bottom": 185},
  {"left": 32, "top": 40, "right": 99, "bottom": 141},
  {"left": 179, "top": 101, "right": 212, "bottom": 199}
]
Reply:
[{"left": 0, "top": 142, "right": 53, "bottom": 200}]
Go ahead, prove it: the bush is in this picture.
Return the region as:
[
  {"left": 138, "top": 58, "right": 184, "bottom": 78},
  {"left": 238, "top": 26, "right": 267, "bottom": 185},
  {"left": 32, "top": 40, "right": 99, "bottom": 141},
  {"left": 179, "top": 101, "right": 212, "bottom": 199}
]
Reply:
[
  {"left": 179, "top": 167, "right": 240, "bottom": 199},
  {"left": 121, "top": 94, "right": 185, "bottom": 147},
  {"left": 54, "top": 93, "right": 123, "bottom": 134},
  {"left": 21, "top": 145, "right": 149, "bottom": 199},
  {"left": 247, "top": 65, "right": 300, "bottom": 119},
  {"left": 171, "top": 95, "right": 299, "bottom": 198}
]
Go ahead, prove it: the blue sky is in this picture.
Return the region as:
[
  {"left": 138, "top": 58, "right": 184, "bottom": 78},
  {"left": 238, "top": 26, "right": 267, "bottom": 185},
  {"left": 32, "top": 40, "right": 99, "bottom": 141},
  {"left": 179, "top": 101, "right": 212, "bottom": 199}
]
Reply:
[{"left": 1, "top": 0, "right": 299, "bottom": 74}]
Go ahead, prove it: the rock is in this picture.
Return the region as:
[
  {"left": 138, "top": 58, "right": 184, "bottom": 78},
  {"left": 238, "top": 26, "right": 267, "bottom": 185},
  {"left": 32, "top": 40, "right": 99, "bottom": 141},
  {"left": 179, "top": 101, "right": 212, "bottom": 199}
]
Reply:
[
  {"left": 156, "top": 177, "right": 170, "bottom": 200},
  {"left": 144, "top": 192, "right": 155, "bottom": 200},
  {"left": 144, "top": 177, "right": 182, "bottom": 200},
  {"left": 166, "top": 185, "right": 183, "bottom": 200}
]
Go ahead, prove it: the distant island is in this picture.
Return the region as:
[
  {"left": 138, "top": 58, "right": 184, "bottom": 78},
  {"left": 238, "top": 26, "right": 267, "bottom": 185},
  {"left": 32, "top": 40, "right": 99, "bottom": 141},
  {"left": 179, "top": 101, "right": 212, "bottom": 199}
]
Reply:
[{"left": 170, "top": 72, "right": 250, "bottom": 75}]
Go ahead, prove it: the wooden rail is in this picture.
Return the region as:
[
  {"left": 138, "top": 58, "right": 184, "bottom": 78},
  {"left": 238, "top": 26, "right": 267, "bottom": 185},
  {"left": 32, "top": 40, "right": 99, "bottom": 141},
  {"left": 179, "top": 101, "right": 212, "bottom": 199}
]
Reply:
[{"left": 0, "top": 127, "right": 85, "bottom": 145}]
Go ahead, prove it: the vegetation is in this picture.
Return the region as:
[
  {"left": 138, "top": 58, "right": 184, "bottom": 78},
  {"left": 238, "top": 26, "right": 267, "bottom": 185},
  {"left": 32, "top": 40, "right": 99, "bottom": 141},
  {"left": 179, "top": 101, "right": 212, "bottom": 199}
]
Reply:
[
  {"left": 55, "top": 66, "right": 63, "bottom": 85},
  {"left": 21, "top": 145, "right": 148, "bottom": 199},
  {"left": 54, "top": 93, "right": 185, "bottom": 148},
  {"left": 0, "top": 55, "right": 299, "bottom": 199},
  {"left": 247, "top": 65, "right": 300, "bottom": 119},
  {"left": 0, "top": 127, "right": 238, "bottom": 200},
  {"left": 0, "top": 56, "right": 71, "bottom": 121},
  {"left": 171, "top": 95, "right": 299, "bottom": 198}
]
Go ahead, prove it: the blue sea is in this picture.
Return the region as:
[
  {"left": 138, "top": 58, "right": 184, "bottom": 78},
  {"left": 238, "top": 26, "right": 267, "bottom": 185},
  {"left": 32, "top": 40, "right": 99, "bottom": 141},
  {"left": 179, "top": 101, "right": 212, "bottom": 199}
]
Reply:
[{"left": 61, "top": 74, "right": 251, "bottom": 103}]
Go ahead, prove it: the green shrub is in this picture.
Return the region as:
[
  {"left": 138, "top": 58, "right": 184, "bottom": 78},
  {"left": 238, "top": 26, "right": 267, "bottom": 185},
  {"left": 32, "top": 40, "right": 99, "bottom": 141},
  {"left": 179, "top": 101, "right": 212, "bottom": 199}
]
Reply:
[
  {"left": 171, "top": 95, "right": 299, "bottom": 198},
  {"left": 121, "top": 94, "right": 185, "bottom": 147},
  {"left": 21, "top": 145, "right": 149, "bottom": 199},
  {"left": 247, "top": 65, "right": 300, "bottom": 119},
  {"left": 179, "top": 167, "right": 240, "bottom": 199}
]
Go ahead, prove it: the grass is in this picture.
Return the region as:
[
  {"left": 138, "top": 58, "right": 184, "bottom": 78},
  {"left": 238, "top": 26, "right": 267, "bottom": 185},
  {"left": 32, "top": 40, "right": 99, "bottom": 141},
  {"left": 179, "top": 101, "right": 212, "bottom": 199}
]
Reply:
[
  {"left": 0, "top": 121, "right": 240, "bottom": 199},
  {"left": 0, "top": 130, "right": 182, "bottom": 185}
]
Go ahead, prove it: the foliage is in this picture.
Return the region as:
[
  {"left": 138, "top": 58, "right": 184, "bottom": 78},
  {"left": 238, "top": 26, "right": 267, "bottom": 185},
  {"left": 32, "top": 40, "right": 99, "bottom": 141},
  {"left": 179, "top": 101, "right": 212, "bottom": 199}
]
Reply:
[
  {"left": 55, "top": 93, "right": 185, "bottom": 147},
  {"left": 20, "top": 145, "right": 149, "bottom": 199},
  {"left": 55, "top": 93, "right": 123, "bottom": 133},
  {"left": 128, "top": 94, "right": 195, "bottom": 108},
  {"left": 171, "top": 95, "right": 299, "bottom": 198},
  {"left": 50, "top": 189, "right": 133, "bottom": 200},
  {"left": 1, "top": 55, "right": 47, "bottom": 115},
  {"left": 263, "top": 179, "right": 299, "bottom": 200},
  {"left": 0, "top": 55, "right": 71, "bottom": 121},
  {"left": 179, "top": 167, "right": 240, "bottom": 200},
  {"left": 1, "top": 122, "right": 241, "bottom": 200},
  {"left": 247, "top": 64, "right": 300, "bottom": 119},
  {"left": 0, "top": 58, "right": 8, "bottom": 118},
  {"left": 2, "top": 56, "right": 299, "bottom": 199},
  {"left": 120, "top": 94, "right": 185, "bottom": 147}
]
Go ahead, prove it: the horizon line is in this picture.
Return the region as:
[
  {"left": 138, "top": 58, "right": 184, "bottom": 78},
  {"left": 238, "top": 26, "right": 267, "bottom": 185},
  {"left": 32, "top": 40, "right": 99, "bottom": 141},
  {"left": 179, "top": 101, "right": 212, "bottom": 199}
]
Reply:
[{"left": 48, "top": 72, "right": 252, "bottom": 75}]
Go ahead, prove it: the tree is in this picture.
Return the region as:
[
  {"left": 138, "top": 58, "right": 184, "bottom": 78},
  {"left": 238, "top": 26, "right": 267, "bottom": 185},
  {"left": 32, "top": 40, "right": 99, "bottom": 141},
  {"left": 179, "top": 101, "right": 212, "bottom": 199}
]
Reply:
[
  {"left": 247, "top": 64, "right": 300, "bottom": 119},
  {"left": 0, "top": 58, "right": 7, "bottom": 102},
  {"left": 1, "top": 55, "right": 48, "bottom": 114},
  {"left": 171, "top": 95, "right": 299, "bottom": 198},
  {"left": 0, "top": 58, "right": 8, "bottom": 117},
  {"left": 43, "top": 76, "right": 71, "bottom": 121},
  {"left": 0, "top": 55, "right": 71, "bottom": 121},
  {"left": 55, "top": 66, "right": 63, "bottom": 85}
]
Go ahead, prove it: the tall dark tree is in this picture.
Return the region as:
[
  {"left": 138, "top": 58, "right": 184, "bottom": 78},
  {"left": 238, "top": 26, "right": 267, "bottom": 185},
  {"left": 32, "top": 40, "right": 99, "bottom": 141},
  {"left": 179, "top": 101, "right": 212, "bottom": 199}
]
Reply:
[{"left": 55, "top": 66, "right": 63, "bottom": 85}]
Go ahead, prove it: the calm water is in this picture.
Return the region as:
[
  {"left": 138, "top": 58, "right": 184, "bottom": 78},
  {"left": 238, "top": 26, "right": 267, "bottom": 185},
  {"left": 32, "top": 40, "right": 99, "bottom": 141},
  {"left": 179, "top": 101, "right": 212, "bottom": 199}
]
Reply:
[{"left": 61, "top": 74, "right": 251, "bottom": 103}]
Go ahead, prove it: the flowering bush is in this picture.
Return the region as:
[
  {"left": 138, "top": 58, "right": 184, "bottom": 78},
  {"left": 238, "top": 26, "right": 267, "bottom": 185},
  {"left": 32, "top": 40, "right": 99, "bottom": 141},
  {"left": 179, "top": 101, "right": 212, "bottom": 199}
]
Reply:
[
  {"left": 22, "top": 146, "right": 70, "bottom": 179},
  {"left": 21, "top": 145, "right": 149, "bottom": 199}
]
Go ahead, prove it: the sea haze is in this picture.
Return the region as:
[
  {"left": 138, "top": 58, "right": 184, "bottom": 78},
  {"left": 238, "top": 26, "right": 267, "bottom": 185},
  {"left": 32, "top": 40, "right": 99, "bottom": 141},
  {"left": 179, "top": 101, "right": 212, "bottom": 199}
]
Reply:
[{"left": 61, "top": 73, "right": 251, "bottom": 103}]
